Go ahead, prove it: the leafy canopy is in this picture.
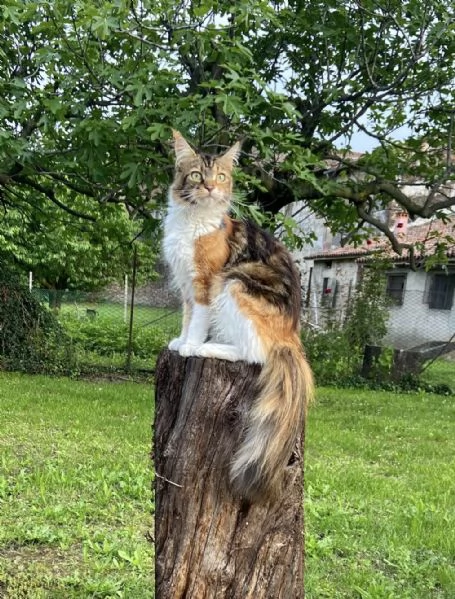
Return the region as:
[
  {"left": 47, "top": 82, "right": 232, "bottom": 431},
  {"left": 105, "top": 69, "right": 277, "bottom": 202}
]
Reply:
[
  {"left": 0, "top": 0, "right": 454, "bottom": 254},
  {"left": 0, "top": 193, "right": 156, "bottom": 292}
]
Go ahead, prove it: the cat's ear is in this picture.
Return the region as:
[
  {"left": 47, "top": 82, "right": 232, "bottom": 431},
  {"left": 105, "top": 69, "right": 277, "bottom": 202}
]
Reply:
[
  {"left": 220, "top": 141, "right": 242, "bottom": 166},
  {"left": 172, "top": 130, "right": 196, "bottom": 164}
]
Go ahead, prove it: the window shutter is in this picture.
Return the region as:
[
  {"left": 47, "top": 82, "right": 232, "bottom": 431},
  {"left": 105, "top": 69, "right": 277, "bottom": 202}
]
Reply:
[
  {"left": 423, "top": 274, "right": 431, "bottom": 304},
  {"left": 428, "top": 274, "right": 455, "bottom": 310}
]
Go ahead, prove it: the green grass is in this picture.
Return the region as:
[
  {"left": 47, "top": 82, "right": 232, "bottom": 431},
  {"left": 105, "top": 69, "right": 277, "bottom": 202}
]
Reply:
[
  {"left": 305, "top": 387, "right": 455, "bottom": 598},
  {"left": 59, "top": 301, "right": 181, "bottom": 330},
  {"left": 0, "top": 372, "right": 154, "bottom": 598},
  {"left": 421, "top": 357, "right": 455, "bottom": 390},
  {"left": 57, "top": 303, "right": 181, "bottom": 373},
  {"left": 1, "top": 372, "right": 454, "bottom": 598}
]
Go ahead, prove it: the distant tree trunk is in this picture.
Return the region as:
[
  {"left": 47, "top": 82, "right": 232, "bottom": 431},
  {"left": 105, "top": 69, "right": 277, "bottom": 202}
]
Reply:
[
  {"left": 46, "top": 283, "right": 68, "bottom": 311},
  {"left": 154, "top": 349, "right": 305, "bottom": 599},
  {"left": 48, "top": 289, "right": 64, "bottom": 310}
]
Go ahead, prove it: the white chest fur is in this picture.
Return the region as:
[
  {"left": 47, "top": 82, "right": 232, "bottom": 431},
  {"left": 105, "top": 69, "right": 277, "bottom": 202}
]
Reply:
[{"left": 163, "top": 195, "right": 226, "bottom": 301}]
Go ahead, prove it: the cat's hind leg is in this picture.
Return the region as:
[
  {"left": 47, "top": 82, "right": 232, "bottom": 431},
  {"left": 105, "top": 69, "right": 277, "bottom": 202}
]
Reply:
[{"left": 206, "top": 280, "right": 267, "bottom": 364}]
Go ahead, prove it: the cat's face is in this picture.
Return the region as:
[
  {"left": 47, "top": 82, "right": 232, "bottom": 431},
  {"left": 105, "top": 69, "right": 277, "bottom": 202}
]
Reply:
[{"left": 170, "top": 131, "right": 240, "bottom": 208}]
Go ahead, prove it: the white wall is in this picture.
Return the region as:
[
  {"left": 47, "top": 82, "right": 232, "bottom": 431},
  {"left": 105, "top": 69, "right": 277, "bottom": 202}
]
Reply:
[
  {"left": 384, "top": 270, "right": 455, "bottom": 349},
  {"left": 302, "top": 259, "right": 360, "bottom": 327},
  {"left": 303, "top": 262, "right": 454, "bottom": 349}
]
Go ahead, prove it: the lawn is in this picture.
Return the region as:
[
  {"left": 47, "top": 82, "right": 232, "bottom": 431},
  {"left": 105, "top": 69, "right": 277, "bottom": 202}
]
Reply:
[
  {"left": 0, "top": 372, "right": 154, "bottom": 598},
  {"left": 305, "top": 386, "right": 455, "bottom": 598},
  {"left": 0, "top": 372, "right": 454, "bottom": 598},
  {"left": 57, "top": 303, "right": 181, "bottom": 372},
  {"left": 421, "top": 357, "right": 455, "bottom": 390},
  {"left": 59, "top": 301, "right": 181, "bottom": 331}
]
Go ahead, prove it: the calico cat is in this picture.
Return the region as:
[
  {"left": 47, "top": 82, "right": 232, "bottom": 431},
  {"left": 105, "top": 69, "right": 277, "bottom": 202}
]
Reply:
[{"left": 163, "top": 130, "right": 313, "bottom": 502}]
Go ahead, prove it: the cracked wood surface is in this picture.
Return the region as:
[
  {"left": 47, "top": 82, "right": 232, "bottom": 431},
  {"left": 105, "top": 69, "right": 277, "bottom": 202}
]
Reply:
[{"left": 154, "top": 349, "right": 305, "bottom": 599}]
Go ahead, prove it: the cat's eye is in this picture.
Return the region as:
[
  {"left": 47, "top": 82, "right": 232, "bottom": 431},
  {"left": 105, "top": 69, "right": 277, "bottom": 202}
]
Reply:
[
  {"left": 189, "top": 171, "right": 202, "bottom": 182},
  {"left": 217, "top": 173, "right": 226, "bottom": 182}
]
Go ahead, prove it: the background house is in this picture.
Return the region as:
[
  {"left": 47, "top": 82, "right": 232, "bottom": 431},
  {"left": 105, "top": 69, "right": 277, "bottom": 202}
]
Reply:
[{"left": 301, "top": 214, "right": 455, "bottom": 349}]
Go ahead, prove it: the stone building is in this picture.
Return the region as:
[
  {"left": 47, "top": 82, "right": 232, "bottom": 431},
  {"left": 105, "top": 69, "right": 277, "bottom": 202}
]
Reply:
[{"left": 301, "top": 214, "right": 455, "bottom": 349}]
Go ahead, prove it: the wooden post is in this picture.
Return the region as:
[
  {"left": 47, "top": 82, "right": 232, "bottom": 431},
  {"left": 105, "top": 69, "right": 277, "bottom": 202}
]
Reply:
[
  {"left": 392, "top": 348, "right": 423, "bottom": 379},
  {"left": 361, "top": 344, "right": 383, "bottom": 378},
  {"left": 154, "top": 349, "right": 305, "bottom": 599},
  {"left": 125, "top": 246, "right": 137, "bottom": 372}
]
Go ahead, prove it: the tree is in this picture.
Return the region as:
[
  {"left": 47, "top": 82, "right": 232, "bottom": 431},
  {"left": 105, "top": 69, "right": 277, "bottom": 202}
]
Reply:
[
  {"left": 344, "top": 264, "right": 391, "bottom": 351},
  {"left": 1, "top": 0, "right": 454, "bottom": 253},
  {"left": 0, "top": 191, "right": 157, "bottom": 308}
]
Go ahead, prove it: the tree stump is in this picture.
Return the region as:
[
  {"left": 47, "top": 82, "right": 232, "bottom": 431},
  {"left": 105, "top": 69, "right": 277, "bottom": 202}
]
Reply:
[{"left": 154, "top": 349, "right": 305, "bottom": 599}]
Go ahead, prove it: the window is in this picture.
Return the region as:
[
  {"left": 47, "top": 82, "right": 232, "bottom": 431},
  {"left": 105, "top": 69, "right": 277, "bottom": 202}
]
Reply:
[
  {"left": 321, "top": 277, "right": 338, "bottom": 307},
  {"left": 427, "top": 274, "right": 455, "bottom": 310},
  {"left": 322, "top": 277, "right": 331, "bottom": 295},
  {"left": 386, "top": 273, "right": 406, "bottom": 305}
]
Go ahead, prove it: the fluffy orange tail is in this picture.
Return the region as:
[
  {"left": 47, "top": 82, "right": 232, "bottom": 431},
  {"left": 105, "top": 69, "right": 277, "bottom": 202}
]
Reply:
[{"left": 230, "top": 342, "right": 314, "bottom": 502}]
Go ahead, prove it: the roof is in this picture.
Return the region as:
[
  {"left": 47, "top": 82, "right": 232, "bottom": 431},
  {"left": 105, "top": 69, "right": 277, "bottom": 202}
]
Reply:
[{"left": 306, "top": 216, "right": 455, "bottom": 263}]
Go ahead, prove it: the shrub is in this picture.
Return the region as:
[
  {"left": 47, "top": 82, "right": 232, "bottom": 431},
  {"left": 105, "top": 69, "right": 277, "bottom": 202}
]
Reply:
[
  {"left": 301, "top": 325, "right": 355, "bottom": 385},
  {"left": 302, "top": 263, "right": 392, "bottom": 387},
  {"left": 0, "top": 270, "right": 76, "bottom": 375},
  {"left": 59, "top": 313, "right": 167, "bottom": 361},
  {"left": 344, "top": 263, "right": 390, "bottom": 349}
]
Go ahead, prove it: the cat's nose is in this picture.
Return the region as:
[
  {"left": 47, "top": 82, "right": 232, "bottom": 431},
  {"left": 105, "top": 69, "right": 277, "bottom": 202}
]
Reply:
[{"left": 205, "top": 183, "right": 215, "bottom": 192}]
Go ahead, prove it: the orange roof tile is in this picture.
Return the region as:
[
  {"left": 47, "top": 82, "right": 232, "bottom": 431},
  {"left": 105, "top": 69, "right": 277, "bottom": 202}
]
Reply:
[{"left": 306, "top": 216, "right": 455, "bottom": 263}]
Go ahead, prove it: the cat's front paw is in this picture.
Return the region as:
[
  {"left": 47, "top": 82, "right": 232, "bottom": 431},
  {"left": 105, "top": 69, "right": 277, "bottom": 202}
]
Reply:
[
  {"left": 178, "top": 343, "right": 200, "bottom": 358},
  {"left": 168, "top": 337, "right": 184, "bottom": 351},
  {"left": 196, "top": 343, "right": 242, "bottom": 361}
]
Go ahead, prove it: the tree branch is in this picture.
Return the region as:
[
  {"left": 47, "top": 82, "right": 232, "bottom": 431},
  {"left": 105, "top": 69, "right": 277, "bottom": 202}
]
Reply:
[
  {"left": 356, "top": 204, "right": 417, "bottom": 269},
  {"left": 13, "top": 175, "right": 96, "bottom": 221}
]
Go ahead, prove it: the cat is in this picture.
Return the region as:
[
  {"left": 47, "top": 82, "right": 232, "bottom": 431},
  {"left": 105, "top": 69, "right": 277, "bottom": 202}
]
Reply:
[{"left": 163, "top": 130, "right": 314, "bottom": 502}]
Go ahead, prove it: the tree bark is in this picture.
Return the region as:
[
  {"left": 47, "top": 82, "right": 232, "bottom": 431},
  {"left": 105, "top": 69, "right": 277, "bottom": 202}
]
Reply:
[{"left": 154, "top": 349, "right": 305, "bottom": 599}]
